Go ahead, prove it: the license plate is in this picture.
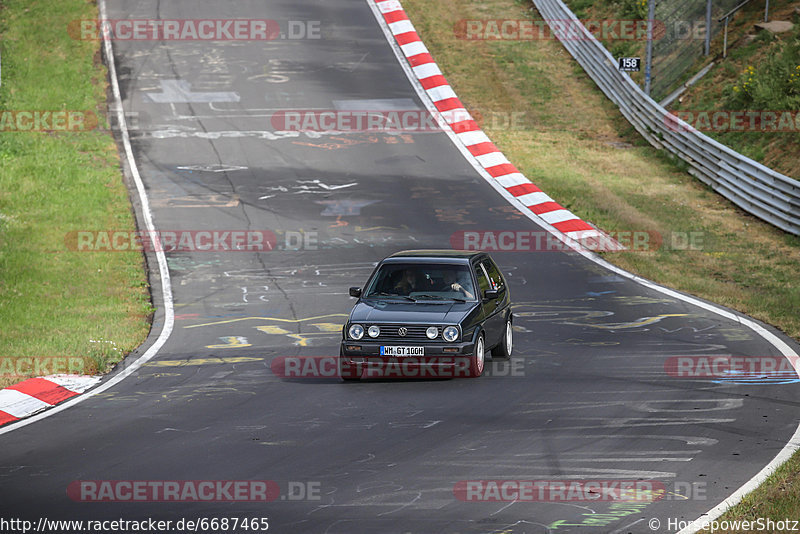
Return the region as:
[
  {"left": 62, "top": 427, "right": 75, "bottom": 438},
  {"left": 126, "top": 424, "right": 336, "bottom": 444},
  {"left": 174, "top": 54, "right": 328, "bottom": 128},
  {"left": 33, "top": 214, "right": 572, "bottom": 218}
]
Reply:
[{"left": 380, "top": 346, "right": 424, "bottom": 357}]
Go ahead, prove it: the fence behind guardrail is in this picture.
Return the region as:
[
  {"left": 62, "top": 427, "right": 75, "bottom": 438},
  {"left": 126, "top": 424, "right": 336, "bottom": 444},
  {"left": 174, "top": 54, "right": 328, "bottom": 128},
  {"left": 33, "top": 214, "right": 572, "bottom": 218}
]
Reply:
[
  {"left": 648, "top": 0, "right": 750, "bottom": 99},
  {"left": 533, "top": 0, "right": 800, "bottom": 236}
]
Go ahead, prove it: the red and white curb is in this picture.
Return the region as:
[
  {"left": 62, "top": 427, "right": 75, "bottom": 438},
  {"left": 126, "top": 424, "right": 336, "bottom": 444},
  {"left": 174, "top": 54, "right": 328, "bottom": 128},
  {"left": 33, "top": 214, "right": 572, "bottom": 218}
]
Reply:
[
  {"left": 0, "top": 375, "right": 101, "bottom": 427},
  {"left": 374, "top": 0, "right": 621, "bottom": 248}
]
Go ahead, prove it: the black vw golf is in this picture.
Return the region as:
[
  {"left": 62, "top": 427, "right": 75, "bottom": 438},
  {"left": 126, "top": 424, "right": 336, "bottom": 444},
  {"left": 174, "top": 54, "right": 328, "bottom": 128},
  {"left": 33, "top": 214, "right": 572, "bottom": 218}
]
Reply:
[{"left": 340, "top": 250, "right": 512, "bottom": 379}]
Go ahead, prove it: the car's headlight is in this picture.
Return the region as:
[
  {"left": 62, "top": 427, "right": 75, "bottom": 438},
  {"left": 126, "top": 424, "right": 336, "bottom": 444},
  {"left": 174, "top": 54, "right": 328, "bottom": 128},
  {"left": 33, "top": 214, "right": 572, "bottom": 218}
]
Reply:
[
  {"left": 442, "top": 326, "right": 459, "bottom": 342},
  {"left": 368, "top": 325, "right": 381, "bottom": 338},
  {"left": 426, "top": 326, "right": 439, "bottom": 340},
  {"left": 349, "top": 324, "right": 364, "bottom": 340}
]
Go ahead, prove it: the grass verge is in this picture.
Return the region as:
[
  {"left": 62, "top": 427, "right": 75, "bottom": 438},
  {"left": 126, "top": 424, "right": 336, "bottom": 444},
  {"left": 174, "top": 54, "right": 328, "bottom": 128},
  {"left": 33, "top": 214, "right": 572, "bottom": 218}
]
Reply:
[
  {"left": 0, "top": 0, "right": 151, "bottom": 389},
  {"left": 401, "top": 0, "right": 800, "bottom": 527},
  {"left": 711, "top": 450, "right": 800, "bottom": 533}
]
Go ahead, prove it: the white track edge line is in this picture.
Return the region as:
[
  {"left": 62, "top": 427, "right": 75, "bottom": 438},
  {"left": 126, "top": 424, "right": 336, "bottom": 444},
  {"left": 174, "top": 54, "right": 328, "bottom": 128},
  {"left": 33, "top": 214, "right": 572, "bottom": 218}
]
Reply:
[
  {"left": 365, "top": 1, "right": 800, "bottom": 532},
  {"left": 0, "top": 0, "right": 175, "bottom": 437}
]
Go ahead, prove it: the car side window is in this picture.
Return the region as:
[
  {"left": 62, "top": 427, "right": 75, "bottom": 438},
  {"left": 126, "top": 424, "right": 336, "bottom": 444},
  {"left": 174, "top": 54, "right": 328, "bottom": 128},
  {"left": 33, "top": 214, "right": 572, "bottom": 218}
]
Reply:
[
  {"left": 481, "top": 259, "right": 504, "bottom": 291},
  {"left": 474, "top": 263, "right": 490, "bottom": 295}
]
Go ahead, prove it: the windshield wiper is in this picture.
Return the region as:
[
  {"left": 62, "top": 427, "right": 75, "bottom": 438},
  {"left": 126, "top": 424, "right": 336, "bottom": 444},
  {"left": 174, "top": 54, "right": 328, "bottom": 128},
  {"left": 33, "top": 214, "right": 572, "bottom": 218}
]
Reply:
[
  {"left": 413, "top": 294, "right": 466, "bottom": 302},
  {"left": 368, "top": 292, "right": 416, "bottom": 301}
]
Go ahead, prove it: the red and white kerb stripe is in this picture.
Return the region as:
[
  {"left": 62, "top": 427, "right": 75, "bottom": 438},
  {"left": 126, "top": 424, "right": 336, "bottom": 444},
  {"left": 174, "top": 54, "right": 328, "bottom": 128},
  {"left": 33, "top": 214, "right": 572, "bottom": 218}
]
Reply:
[
  {"left": 0, "top": 375, "right": 100, "bottom": 426},
  {"left": 374, "top": 0, "right": 605, "bottom": 241}
]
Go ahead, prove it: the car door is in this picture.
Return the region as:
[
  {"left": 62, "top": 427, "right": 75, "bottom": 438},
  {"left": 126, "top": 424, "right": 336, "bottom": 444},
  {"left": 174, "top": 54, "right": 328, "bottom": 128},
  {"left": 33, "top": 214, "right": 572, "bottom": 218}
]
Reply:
[
  {"left": 467, "top": 259, "right": 490, "bottom": 342},
  {"left": 479, "top": 258, "right": 506, "bottom": 347}
]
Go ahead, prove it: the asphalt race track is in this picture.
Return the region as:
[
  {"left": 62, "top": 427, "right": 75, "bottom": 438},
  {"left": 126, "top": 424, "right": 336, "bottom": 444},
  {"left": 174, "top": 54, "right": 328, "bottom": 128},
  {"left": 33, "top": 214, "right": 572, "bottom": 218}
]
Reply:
[{"left": 2, "top": 1, "right": 800, "bottom": 533}]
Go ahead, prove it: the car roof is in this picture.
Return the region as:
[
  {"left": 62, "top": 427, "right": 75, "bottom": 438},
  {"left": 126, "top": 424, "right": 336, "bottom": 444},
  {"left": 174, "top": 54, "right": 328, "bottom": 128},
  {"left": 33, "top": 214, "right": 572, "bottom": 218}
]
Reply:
[{"left": 383, "top": 250, "right": 485, "bottom": 264}]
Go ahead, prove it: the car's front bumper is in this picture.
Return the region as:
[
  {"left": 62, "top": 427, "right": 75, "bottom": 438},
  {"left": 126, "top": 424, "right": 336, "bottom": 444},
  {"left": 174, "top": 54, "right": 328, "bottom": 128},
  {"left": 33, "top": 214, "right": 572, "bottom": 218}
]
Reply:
[{"left": 340, "top": 341, "right": 476, "bottom": 378}]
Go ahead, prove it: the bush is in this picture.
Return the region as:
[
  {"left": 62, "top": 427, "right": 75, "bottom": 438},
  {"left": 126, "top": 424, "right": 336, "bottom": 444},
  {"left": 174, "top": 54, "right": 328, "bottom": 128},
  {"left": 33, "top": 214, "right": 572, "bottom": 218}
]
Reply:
[
  {"left": 725, "top": 27, "right": 800, "bottom": 110},
  {"left": 619, "top": 0, "right": 648, "bottom": 19}
]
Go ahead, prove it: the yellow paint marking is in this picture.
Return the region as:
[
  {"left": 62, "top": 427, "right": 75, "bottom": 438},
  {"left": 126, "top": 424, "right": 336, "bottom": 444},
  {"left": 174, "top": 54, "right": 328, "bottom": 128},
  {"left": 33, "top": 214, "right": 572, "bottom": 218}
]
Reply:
[
  {"left": 718, "top": 328, "right": 752, "bottom": 341},
  {"left": 256, "top": 325, "right": 291, "bottom": 335},
  {"left": 311, "top": 322, "right": 343, "bottom": 332},
  {"left": 186, "top": 314, "right": 349, "bottom": 329},
  {"left": 206, "top": 336, "right": 251, "bottom": 349},
  {"left": 287, "top": 334, "right": 310, "bottom": 347},
  {"left": 253, "top": 324, "right": 340, "bottom": 347},
  {"left": 147, "top": 357, "right": 264, "bottom": 367},
  {"left": 612, "top": 295, "right": 677, "bottom": 306}
]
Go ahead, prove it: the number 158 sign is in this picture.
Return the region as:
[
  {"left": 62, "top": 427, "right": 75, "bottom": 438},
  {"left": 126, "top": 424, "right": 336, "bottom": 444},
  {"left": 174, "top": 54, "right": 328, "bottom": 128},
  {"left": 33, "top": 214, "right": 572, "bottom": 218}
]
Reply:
[{"left": 618, "top": 57, "right": 641, "bottom": 72}]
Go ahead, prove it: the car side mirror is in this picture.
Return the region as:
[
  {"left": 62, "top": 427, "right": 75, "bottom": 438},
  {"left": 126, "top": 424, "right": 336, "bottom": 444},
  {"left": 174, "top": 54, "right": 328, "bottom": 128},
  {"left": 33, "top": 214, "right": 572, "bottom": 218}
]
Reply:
[
  {"left": 349, "top": 287, "right": 362, "bottom": 298},
  {"left": 483, "top": 289, "right": 499, "bottom": 300}
]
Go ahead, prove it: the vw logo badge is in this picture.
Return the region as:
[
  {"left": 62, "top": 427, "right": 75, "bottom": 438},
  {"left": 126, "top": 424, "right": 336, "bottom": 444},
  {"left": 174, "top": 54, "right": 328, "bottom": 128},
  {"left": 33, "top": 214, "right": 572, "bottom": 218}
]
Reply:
[{"left": 398, "top": 327, "right": 408, "bottom": 337}]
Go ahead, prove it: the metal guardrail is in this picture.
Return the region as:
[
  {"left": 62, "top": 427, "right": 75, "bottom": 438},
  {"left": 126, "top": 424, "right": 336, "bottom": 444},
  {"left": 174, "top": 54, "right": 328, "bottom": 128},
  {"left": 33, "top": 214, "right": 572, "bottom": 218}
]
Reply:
[{"left": 532, "top": 0, "right": 800, "bottom": 236}]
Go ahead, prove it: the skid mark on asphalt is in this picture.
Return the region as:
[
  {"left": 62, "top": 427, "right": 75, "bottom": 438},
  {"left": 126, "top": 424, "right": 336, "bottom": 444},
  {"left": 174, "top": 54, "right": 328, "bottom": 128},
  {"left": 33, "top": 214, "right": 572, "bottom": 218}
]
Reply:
[
  {"left": 291, "top": 133, "right": 416, "bottom": 150},
  {"left": 511, "top": 301, "right": 712, "bottom": 336},
  {"left": 555, "top": 338, "right": 620, "bottom": 346},
  {"left": 151, "top": 194, "right": 240, "bottom": 208},
  {"left": 513, "top": 399, "right": 743, "bottom": 414},
  {"left": 564, "top": 313, "right": 688, "bottom": 330},
  {"left": 224, "top": 262, "right": 377, "bottom": 277},
  {"left": 513, "top": 306, "right": 615, "bottom": 322},
  {"left": 185, "top": 313, "right": 348, "bottom": 328},
  {"left": 146, "top": 357, "right": 264, "bottom": 367}
]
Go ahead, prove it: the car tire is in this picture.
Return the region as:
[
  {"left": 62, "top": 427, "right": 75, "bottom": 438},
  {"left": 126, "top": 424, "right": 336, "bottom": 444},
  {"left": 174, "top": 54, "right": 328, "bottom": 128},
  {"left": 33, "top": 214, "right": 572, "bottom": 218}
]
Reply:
[
  {"left": 339, "top": 347, "right": 361, "bottom": 381},
  {"left": 468, "top": 333, "right": 485, "bottom": 378},
  {"left": 491, "top": 317, "right": 513, "bottom": 360}
]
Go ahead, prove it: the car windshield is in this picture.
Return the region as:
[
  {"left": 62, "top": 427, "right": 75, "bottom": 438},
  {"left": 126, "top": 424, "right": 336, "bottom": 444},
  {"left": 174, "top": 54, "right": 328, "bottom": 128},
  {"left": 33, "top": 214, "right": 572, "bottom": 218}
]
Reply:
[{"left": 364, "top": 263, "right": 476, "bottom": 301}]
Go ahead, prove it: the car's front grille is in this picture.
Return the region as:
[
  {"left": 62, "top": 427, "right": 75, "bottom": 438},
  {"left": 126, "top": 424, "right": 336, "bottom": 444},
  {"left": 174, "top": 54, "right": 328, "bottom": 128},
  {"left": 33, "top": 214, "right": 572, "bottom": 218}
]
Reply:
[{"left": 367, "top": 323, "right": 446, "bottom": 342}]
